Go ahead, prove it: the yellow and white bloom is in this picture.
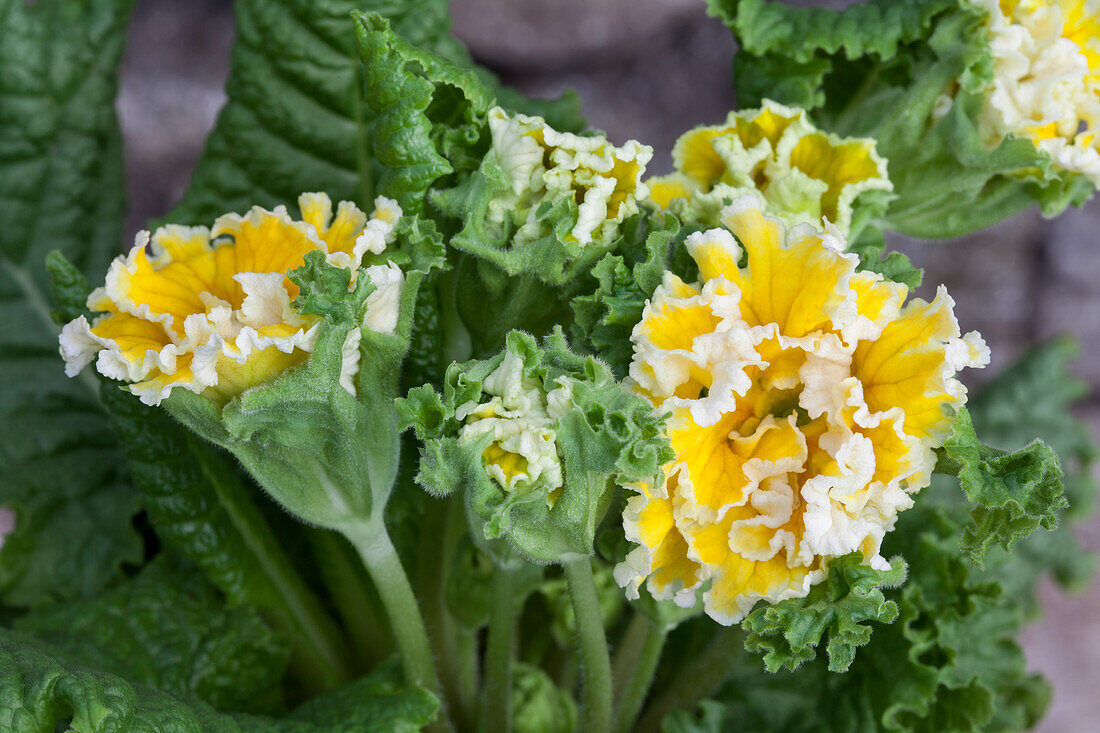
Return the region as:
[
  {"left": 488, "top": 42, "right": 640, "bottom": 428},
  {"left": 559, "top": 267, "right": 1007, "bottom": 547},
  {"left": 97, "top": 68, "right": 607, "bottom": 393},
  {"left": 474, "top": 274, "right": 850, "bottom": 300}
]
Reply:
[
  {"left": 455, "top": 349, "right": 573, "bottom": 508},
  {"left": 59, "top": 193, "right": 403, "bottom": 406},
  {"left": 646, "top": 100, "right": 892, "bottom": 239},
  {"left": 487, "top": 107, "right": 653, "bottom": 247},
  {"left": 976, "top": 0, "right": 1100, "bottom": 185},
  {"left": 615, "top": 194, "right": 988, "bottom": 624}
]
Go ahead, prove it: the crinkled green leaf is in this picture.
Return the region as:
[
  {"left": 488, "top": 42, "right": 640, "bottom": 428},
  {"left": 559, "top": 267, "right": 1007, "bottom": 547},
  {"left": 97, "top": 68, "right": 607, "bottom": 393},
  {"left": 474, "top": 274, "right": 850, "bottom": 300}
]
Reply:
[
  {"left": 0, "top": 629, "right": 250, "bottom": 733},
  {"left": 681, "top": 501, "right": 1047, "bottom": 733},
  {"left": 711, "top": 0, "right": 1092, "bottom": 238},
  {"left": 400, "top": 328, "right": 672, "bottom": 563},
  {"left": 263, "top": 660, "right": 438, "bottom": 732},
  {"left": 847, "top": 228, "right": 924, "bottom": 291},
  {"left": 0, "top": 0, "right": 141, "bottom": 608},
  {"left": 742, "top": 553, "right": 906, "bottom": 674},
  {"left": 936, "top": 407, "right": 1067, "bottom": 567},
  {"left": 99, "top": 383, "right": 350, "bottom": 694},
  {"left": 571, "top": 212, "right": 689, "bottom": 377},
  {"left": 353, "top": 10, "right": 494, "bottom": 213},
  {"left": 290, "top": 251, "right": 375, "bottom": 327},
  {"left": 14, "top": 559, "right": 289, "bottom": 715},
  {"left": 168, "top": 0, "right": 464, "bottom": 226},
  {"left": 0, "top": 632, "right": 436, "bottom": 733},
  {"left": 953, "top": 339, "right": 1097, "bottom": 609}
]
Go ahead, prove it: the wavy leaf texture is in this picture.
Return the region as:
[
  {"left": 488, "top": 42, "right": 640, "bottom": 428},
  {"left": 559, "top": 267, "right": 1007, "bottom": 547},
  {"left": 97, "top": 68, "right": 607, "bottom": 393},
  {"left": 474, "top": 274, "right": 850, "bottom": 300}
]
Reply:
[{"left": 168, "top": 0, "right": 464, "bottom": 225}]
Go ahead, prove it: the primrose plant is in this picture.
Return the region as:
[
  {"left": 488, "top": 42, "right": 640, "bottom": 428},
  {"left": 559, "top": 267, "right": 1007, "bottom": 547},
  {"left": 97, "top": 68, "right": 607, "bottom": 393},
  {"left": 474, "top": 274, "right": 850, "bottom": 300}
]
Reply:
[{"left": 1, "top": 1, "right": 1096, "bottom": 733}]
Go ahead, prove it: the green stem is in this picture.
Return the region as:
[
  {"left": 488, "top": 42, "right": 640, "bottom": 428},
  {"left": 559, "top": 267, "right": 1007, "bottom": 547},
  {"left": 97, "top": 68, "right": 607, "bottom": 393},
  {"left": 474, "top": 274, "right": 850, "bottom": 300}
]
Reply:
[
  {"left": 635, "top": 626, "right": 744, "bottom": 733},
  {"left": 307, "top": 528, "right": 393, "bottom": 671},
  {"left": 346, "top": 520, "right": 449, "bottom": 730},
  {"left": 481, "top": 564, "right": 517, "bottom": 733},
  {"left": 562, "top": 557, "right": 613, "bottom": 733},
  {"left": 455, "top": 628, "right": 480, "bottom": 723},
  {"left": 424, "top": 497, "right": 477, "bottom": 729},
  {"left": 611, "top": 612, "right": 649, "bottom": 702},
  {"left": 612, "top": 616, "right": 666, "bottom": 733}
]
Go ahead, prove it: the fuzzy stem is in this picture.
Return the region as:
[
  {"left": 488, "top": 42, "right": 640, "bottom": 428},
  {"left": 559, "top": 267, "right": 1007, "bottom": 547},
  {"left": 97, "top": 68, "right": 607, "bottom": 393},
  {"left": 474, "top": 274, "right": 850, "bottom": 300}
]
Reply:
[
  {"left": 346, "top": 520, "right": 449, "bottom": 731},
  {"left": 481, "top": 563, "right": 517, "bottom": 733},
  {"left": 428, "top": 498, "right": 479, "bottom": 729},
  {"left": 635, "top": 626, "right": 744, "bottom": 733},
  {"left": 562, "top": 556, "right": 613, "bottom": 733},
  {"left": 611, "top": 615, "right": 666, "bottom": 733}
]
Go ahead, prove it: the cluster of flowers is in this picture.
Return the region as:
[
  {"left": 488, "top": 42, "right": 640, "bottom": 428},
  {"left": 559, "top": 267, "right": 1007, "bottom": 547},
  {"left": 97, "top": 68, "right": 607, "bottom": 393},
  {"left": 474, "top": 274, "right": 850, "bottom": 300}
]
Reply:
[
  {"left": 976, "top": 0, "right": 1100, "bottom": 184},
  {"left": 60, "top": 0, "right": 1098, "bottom": 628}
]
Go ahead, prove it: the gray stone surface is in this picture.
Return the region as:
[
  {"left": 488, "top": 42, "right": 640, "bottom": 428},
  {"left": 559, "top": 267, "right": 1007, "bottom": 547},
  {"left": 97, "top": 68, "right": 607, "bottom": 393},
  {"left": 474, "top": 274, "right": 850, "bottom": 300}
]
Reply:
[{"left": 112, "top": 0, "right": 1100, "bottom": 729}]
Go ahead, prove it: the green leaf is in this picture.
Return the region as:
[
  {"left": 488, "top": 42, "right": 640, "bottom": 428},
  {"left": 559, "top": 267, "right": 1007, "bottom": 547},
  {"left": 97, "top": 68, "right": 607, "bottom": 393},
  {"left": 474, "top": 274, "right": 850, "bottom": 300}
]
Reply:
[
  {"left": 571, "top": 212, "right": 691, "bottom": 377},
  {"left": 168, "top": 0, "right": 464, "bottom": 226},
  {"left": 0, "top": 631, "right": 436, "bottom": 733},
  {"left": 960, "top": 338, "right": 1098, "bottom": 609},
  {"left": 712, "top": 0, "right": 1093, "bottom": 238},
  {"left": 290, "top": 251, "right": 375, "bottom": 327},
  {"left": 936, "top": 407, "right": 1068, "bottom": 567},
  {"left": 0, "top": 0, "right": 142, "bottom": 607},
  {"left": 847, "top": 228, "right": 923, "bottom": 291},
  {"left": 0, "top": 629, "right": 249, "bottom": 733},
  {"left": 353, "top": 10, "right": 494, "bottom": 213},
  {"left": 99, "top": 384, "right": 351, "bottom": 695},
  {"left": 14, "top": 559, "right": 289, "bottom": 715},
  {"left": 742, "top": 553, "right": 906, "bottom": 673},
  {"left": 264, "top": 660, "right": 438, "bottom": 732},
  {"left": 686, "top": 502, "right": 1048, "bottom": 733}
]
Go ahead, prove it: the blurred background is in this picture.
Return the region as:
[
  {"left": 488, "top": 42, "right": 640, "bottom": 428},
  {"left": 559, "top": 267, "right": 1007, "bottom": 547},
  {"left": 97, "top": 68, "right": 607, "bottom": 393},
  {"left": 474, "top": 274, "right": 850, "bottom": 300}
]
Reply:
[{"left": 117, "top": 0, "right": 1100, "bottom": 729}]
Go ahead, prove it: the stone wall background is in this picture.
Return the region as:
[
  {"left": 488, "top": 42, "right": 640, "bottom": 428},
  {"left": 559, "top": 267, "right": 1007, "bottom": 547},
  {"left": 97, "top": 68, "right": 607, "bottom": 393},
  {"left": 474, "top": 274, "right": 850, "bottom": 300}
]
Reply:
[{"left": 117, "top": 0, "right": 1100, "bottom": 729}]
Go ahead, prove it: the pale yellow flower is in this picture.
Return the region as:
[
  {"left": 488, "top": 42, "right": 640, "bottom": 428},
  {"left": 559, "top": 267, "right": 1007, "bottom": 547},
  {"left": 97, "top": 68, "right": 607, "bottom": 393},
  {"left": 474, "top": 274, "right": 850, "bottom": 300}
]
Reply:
[
  {"left": 487, "top": 107, "right": 652, "bottom": 247},
  {"left": 59, "top": 193, "right": 402, "bottom": 405},
  {"left": 646, "top": 100, "right": 892, "bottom": 239},
  {"left": 455, "top": 349, "right": 573, "bottom": 508},
  {"left": 615, "top": 194, "right": 988, "bottom": 624},
  {"left": 976, "top": 0, "right": 1100, "bottom": 185}
]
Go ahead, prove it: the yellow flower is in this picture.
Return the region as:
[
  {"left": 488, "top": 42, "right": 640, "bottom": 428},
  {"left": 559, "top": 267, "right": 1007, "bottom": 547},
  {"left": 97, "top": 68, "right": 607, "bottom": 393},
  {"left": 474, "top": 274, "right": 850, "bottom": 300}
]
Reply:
[
  {"left": 59, "top": 193, "right": 403, "bottom": 406},
  {"left": 976, "top": 0, "right": 1100, "bottom": 185},
  {"left": 645, "top": 100, "right": 892, "bottom": 239},
  {"left": 614, "top": 194, "right": 988, "bottom": 624},
  {"left": 488, "top": 107, "right": 652, "bottom": 247}
]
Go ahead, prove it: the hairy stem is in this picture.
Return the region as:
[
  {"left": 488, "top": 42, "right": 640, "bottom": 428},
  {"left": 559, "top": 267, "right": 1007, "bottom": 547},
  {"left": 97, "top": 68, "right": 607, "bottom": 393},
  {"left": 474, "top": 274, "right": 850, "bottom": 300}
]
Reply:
[
  {"left": 346, "top": 520, "right": 449, "bottom": 731},
  {"left": 308, "top": 528, "right": 393, "bottom": 671},
  {"left": 612, "top": 614, "right": 666, "bottom": 733},
  {"left": 481, "top": 563, "right": 517, "bottom": 733},
  {"left": 425, "top": 497, "right": 478, "bottom": 729},
  {"left": 635, "top": 626, "right": 744, "bottom": 733},
  {"left": 563, "top": 556, "right": 613, "bottom": 733}
]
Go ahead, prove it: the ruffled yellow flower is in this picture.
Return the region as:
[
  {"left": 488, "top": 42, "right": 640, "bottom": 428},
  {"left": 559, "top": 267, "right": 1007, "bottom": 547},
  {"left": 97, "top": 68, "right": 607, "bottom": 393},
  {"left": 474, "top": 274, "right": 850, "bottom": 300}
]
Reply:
[
  {"left": 645, "top": 100, "right": 892, "bottom": 238},
  {"left": 455, "top": 349, "right": 572, "bottom": 508},
  {"left": 614, "top": 194, "right": 989, "bottom": 624},
  {"left": 488, "top": 107, "right": 652, "bottom": 247},
  {"left": 59, "top": 193, "right": 403, "bottom": 406},
  {"left": 976, "top": 0, "right": 1100, "bottom": 185}
]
